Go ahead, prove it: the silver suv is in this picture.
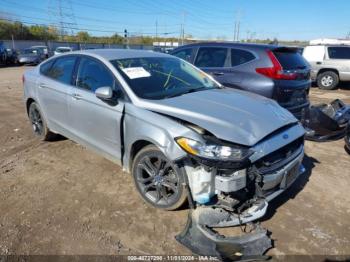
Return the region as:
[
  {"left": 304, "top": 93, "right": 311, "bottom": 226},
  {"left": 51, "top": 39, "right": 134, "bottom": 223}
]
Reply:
[
  {"left": 23, "top": 49, "right": 305, "bottom": 225},
  {"left": 303, "top": 45, "right": 350, "bottom": 89}
]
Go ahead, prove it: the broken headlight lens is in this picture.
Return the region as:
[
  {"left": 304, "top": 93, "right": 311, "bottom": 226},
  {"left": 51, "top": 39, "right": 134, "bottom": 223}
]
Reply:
[{"left": 176, "top": 137, "right": 252, "bottom": 161}]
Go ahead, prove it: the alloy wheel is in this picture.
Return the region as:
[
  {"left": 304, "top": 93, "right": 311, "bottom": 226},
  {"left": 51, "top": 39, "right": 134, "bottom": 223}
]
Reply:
[
  {"left": 135, "top": 153, "right": 180, "bottom": 206},
  {"left": 321, "top": 75, "right": 334, "bottom": 87},
  {"left": 29, "top": 105, "right": 44, "bottom": 136}
]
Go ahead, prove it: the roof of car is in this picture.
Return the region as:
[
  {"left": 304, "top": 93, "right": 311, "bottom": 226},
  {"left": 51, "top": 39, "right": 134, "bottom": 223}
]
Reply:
[
  {"left": 173, "top": 42, "right": 280, "bottom": 50},
  {"left": 73, "top": 48, "right": 170, "bottom": 60}
]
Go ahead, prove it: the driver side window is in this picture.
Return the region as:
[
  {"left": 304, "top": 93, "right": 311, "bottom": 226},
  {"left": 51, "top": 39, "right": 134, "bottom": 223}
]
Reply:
[{"left": 76, "top": 57, "right": 115, "bottom": 92}]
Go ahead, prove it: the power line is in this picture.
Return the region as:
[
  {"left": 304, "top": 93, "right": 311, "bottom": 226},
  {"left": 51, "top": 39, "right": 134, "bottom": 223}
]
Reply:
[
  {"left": 0, "top": 18, "right": 179, "bottom": 36},
  {"left": 1, "top": 1, "right": 181, "bottom": 29}
]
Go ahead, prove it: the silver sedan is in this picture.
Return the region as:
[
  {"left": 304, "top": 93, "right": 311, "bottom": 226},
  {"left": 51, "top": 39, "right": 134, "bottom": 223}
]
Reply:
[{"left": 23, "top": 49, "right": 305, "bottom": 225}]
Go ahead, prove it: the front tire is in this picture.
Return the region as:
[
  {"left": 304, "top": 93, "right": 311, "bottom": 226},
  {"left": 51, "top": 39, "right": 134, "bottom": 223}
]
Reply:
[
  {"left": 132, "top": 145, "right": 187, "bottom": 210},
  {"left": 28, "top": 102, "right": 55, "bottom": 141},
  {"left": 317, "top": 71, "right": 339, "bottom": 90}
]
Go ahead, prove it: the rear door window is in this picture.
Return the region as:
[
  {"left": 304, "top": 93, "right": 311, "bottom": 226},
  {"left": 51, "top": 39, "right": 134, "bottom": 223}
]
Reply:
[
  {"left": 273, "top": 49, "right": 308, "bottom": 70},
  {"left": 76, "top": 57, "right": 115, "bottom": 92},
  {"left": 328, "top": 47, "right": 350, "bottom": 59},
  {"left": 231, "top": 49, "right": 255, "bottom": 66},
  {"left": 302, "top": 46, "right": 325, "bottom": 62},
  {"left": 194, "top": 47, "right": 228, "bottom": 67},
  {"left": 46, "top": 56, "right": 77, "bottom": 85},
  {"left": 171, "top": 48, "right": 193, "bottom": 62}
]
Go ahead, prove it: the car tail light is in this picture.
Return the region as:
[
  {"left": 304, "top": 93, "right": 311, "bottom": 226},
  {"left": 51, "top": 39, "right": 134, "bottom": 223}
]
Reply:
[{"left": 256, "top": 50, "right": 298, "bottom": 80}]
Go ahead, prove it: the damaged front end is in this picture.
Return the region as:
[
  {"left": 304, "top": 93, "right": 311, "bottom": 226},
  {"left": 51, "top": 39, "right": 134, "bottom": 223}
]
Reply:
[{"left": 175, "top": 124, "right": 305, "bottom": 260}]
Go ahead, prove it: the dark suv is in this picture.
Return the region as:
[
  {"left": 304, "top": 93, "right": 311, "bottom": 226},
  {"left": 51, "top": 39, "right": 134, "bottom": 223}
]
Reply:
[{"left": 171, "top": 42, "right": 311, "bottom": 119}]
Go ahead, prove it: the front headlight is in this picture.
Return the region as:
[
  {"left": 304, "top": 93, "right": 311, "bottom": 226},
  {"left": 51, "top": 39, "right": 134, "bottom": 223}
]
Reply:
[{"left": 176, "top": 137, "right": 253, "bottom": 162}]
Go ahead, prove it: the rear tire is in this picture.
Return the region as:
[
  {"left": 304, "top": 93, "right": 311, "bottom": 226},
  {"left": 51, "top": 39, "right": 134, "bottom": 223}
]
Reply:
[
  {"left": 28, "top": 102, "right": 55, "bottom": 141},
  {"left": 132, "top": 145, "right": 187, "bottom": 210},
  {"left": 317, "top": 71, "right": 339, "bottom": 90}
]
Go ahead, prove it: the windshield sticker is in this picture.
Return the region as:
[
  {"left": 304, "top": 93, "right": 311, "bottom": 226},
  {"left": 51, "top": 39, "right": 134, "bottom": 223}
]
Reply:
[{"left": 121, "top": 67, "right": 151, "bottom": 79}]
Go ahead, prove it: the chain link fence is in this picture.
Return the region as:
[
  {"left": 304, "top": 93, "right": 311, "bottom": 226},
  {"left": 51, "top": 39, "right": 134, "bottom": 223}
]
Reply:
[{"left": 1, "top": 39, "right": 154, "bottom": 51}]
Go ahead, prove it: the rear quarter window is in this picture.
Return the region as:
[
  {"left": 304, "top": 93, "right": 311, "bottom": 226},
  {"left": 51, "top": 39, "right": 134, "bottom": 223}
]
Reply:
[
  {"left": 328, "top": 47, "right": 350, "bottom": 59},
  {"left": 231, "top": 49, "right": 255, "bottom": 66},
  {"left": 273, "top": 49, "right": 308, "bottom": 70}
]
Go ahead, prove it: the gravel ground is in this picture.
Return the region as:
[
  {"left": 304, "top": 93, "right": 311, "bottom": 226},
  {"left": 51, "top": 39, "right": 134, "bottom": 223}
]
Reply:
[{"left": 0, "top": 66, "right": 349, "bottom": 258}]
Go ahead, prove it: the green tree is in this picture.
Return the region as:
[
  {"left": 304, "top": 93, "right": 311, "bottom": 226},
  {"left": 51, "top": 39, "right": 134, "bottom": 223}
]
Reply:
[{"left": 77, "top": 31, "right": 90, "bottom": 42}]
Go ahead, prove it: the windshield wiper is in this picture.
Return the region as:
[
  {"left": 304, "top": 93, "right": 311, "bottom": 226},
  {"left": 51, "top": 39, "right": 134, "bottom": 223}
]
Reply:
[{"left": 165, "top": 87, "right": 210, "bottom": 99}]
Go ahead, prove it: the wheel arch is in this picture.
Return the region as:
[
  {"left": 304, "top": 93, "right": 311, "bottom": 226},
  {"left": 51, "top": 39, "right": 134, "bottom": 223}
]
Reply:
[
  {"left": 128, "top": 139, "right": 155, "bottom": 172},
  {"left": 317, "top": 68, "right": 339, "bottom": 76},
  {"left": 26, "top": 97, "right": 36, "bottom": 116}
]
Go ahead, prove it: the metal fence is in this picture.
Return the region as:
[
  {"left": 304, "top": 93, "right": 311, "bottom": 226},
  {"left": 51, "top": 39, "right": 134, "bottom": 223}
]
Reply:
[{"left": 1, "top": 39, "right": 154, "bottom": 51}]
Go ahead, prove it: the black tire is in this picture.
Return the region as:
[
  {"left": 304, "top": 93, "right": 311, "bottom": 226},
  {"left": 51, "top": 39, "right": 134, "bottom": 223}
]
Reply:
[
  {"left": 317, "top": 71, "right": 339, "bottom": 90},
  {"left": 345, "top": 134, "right": 350, "bottom": 154},
  {"left": 132, "top": 145, "right": 187, "bottom": 210},
  {"left": 28, "top": 102, "right": 55, "bottom": 141}
]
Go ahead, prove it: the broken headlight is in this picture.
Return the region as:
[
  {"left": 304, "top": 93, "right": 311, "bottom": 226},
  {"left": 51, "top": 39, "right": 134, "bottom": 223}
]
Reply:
[{"left": 176, "top": 137, "right": 253, "bottom": 162}]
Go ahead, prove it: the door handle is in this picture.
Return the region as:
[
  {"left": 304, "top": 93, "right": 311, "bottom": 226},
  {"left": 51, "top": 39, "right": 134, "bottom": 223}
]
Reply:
[
  {"left": 212, "top": 72, "right": 224, "bottom": 76},
  {"left": 72, "top": 93, "right": 83, "bottom": 100},
  {"left": 39, "top": 83, "right": 48, "bottom": 89}
]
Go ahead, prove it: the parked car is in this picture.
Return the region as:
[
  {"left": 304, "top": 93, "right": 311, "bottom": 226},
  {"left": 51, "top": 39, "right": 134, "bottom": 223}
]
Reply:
[
  {"left": 54, "top": 46, "right": 73, "bottom": 56},
  {"left": 0, "top": 45, "right": 7, "bottom": 65},
  {"left": 31, "top": 45, "right": 49, "bottom": 58},
  {"left": 170, "top": 42, "right": 311, "bottom": 120},
  {"left": 23, "top": 49, "right": 305, "bottom": 224},
  {"left": 18, "top": 48, "right": 45, "bottom": 65},
  {"left": 303, "top": 45, "right": 350, "bottom": 90},
  {"left": 5, "top": 48, "right": 19, "bottom": 65}
]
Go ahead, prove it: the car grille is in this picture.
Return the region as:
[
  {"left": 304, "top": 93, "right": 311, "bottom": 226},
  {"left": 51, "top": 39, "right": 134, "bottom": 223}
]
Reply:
[{"left": 253, "top": 136, "right": 304, "bottom": 175}]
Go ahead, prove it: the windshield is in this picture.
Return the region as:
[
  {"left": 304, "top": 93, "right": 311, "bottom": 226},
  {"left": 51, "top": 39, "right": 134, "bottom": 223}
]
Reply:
[
  {"left": 22, "top": 49, "right": 38, "bottom": 55},
  {"left": 56, "top": 48, "right": 70, "bottom": 53},
  {"left": 110, "top": 57, "right": 220, "bottom": 99}
]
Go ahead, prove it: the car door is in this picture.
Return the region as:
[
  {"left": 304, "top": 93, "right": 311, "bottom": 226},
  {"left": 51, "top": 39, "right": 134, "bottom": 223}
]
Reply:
[
  {"left": 68, "top": 56, "right": 125, "bottom": 163},
  {"left": 193, "top": 46, "right": 236, "bottom": 86},
  {"left": 37, "top": 56, "right": 77, "bottom": 133}
]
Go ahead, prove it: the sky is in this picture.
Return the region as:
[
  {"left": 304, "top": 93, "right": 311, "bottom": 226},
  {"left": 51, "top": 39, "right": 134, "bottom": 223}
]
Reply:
[{"left": 1, "top": 0, "right": 350, "bottom": 41}]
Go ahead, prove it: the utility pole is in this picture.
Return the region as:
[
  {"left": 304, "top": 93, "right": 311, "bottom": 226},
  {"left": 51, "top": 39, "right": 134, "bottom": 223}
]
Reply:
[
  {"left": 181, "top": 11, "right": 186, "bottom": 45},
  {"left": 234, "top": 21, "right": 236, "bottom": 41},
  {"left": 233, "top": 9, "right": 241, "bottom": 42},
  {"left": 58, "top": 0, "right": 64, "bottom": 40},
  {"left": 155, "top": 19, "right": 158, "bottom": 44},
  {"left": 11, "top": 34, "right": 15, "bottom": 49}
]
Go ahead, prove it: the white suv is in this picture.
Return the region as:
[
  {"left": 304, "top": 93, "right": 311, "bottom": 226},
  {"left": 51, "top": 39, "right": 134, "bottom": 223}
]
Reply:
[{"left": 303, "top": 45, "right": 350, "bottom": 90}]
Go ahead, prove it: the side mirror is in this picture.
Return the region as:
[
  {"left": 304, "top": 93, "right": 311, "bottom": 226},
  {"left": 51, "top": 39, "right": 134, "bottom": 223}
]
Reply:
[{"left": 95, "top": 86, "right": 113, "bottom": 100}]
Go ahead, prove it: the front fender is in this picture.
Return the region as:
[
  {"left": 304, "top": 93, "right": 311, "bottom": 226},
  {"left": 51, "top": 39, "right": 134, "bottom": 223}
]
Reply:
[{"left": 122, "top": 103, "right": 202, "bottom": 173}]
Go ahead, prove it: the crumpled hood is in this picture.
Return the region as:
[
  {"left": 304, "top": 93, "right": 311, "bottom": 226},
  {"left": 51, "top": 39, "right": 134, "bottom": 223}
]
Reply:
[{"left": 138, "top": 88, "right": 298, "bottom": 146}]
